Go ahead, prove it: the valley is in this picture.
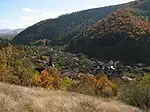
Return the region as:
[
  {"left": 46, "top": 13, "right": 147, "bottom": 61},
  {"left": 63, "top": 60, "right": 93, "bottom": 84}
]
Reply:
[{"left": 0, "top": 0, "right": 150, "bottom": 112}]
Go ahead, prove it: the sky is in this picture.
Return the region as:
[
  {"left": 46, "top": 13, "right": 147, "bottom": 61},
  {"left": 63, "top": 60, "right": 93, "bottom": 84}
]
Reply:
[{"left": 0, "top": 0, "right": 134, "bottom": 29}]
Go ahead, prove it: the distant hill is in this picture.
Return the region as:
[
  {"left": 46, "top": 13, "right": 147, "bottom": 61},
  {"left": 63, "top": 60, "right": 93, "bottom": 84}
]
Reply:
[
  {"left": 67, "top": 8, "right": 150, "bottom": 63},
  {"left": 0, "top": 29, "right": 12, "bottom": 34},
  {"left": 0, "top": 28, "right": 24, "bottom": 36},
  {"left": 132, "top": 0, "right": 150, "bottom": 20},
  {"left": 12, "top": 5, "right": 122, "bottom": 44},
  {"left": 0, "top": 28, "right": 24, "bottom": 40}
]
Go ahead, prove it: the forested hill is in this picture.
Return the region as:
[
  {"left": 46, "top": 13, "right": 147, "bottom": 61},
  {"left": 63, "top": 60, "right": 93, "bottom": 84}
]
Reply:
[
  {"left": 12, "top": 0, "right": 150, "bottom": 46},
  {"left": 67, "top": 8, "right": 150, "bottom": 63},
  {"left": 132, "top": 0, "right": 150, "bottom": 20},
  {"left": 12, "top": 5, "right": 121, "bottom": 45}
]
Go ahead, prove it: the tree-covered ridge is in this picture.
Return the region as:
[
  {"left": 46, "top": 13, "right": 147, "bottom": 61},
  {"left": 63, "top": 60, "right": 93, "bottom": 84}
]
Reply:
[
  {"left": 87, "top": 8, "right": 150, "bottom": 38},
  {"left": 12, "top": 5, "right": 121, "bottom": 45},
  {"left": 132, "top": 0, "right": 150, "bottom": 20},
  {"left": 60, "top": 8, "right": 150, "bottom": 46},
  {"left": 67, "top": 8, "right": 150, "bottom": 63}
]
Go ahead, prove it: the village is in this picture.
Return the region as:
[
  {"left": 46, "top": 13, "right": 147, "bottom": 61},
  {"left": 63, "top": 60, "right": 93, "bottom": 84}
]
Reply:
[{"left": 23, "top": 45, "right": 150, "bottom": 82}]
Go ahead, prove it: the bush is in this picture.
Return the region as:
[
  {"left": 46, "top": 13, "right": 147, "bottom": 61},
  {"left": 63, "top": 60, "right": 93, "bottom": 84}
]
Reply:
[
  {"left": 0, "top": 74, "right": 20, "bottom": 85},
  {"left": 33, "top": 68, "right": 73, "bottom": 90},
  {"left": 120, "top": 83, "right": 150, "bottom": 109},
  {"left": 95, "top": 75, "right": 118, "bottom": 97},
  {"left": 34, "top": 70, "right": 117, "bottom": 97},
  {"left": 60, "top": 76, "right": 73, "bottom": 90},
  {"left": 0, "top": 46, "right": 37, "bottom": 86},
  {"left": 35, "top": 69, "right": 58, "bottom": 90},
  {"left": 12, "top": 60, "right": 37, "bottom": 86},
  {"left": 140, "top": 74, "right": 150, "bottom": 85},
  {"left": 120, "top": 74, "right": 150, "bottom": 109},
  {"left": 69, "top": 74, "right": 118, "bottom": 97}
]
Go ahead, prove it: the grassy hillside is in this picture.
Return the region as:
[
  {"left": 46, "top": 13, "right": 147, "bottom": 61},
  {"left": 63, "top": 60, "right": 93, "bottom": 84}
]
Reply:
[
  {"left": 0, "top": 82, "right": 141, "bottom": 112},
  {"left": 12, "top": 5, "right": 121, "bottom": 45},
  {"left": 67, "top": 8, "right": 150, "bottom": 63}
]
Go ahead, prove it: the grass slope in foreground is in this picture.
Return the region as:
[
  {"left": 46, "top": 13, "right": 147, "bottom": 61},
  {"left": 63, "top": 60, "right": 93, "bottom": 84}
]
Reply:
[{"left": 0, "top": 82, "right": 141, "bottom": 112}]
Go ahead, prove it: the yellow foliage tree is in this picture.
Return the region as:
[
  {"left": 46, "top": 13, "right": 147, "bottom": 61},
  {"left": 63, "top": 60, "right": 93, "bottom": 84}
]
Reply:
[
  {"left": 96, "top": 75, "right": 118, "bottom": 96},
  {"left": 33, "top": 68, "right": 62, "bottom": 90},
  {"left": 76, "top": 74, "right": 118, "bottom": 97},
  {"left": 0, "top": 46, "right": 20, "bottom": 81}
]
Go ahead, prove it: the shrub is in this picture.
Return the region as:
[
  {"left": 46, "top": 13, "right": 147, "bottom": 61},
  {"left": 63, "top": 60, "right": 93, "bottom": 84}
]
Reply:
[
  {"left": 36, "top": 69, "right": 57, "bottom": 90},
  {"left": 60, "top": 76, "right": 73, "bottom": 90},
  {"left": 140, "top": 74, "right": 150, "bottom": 85},
  {"left": 70, "top": 74, "right": 118, "bottom": 97},
  {"left": 0, "top": 74, "right": 20, "bottom": 85},
  {"left": 120, "top": 74, "right": 150, "bottom": 109},
  {"left": 32, "top": 72, "right": 41, "bottom": 86},
  {"left": 12, "top": 60, "right": 36, "bottom": 86},
  {"left": 33, "top": 68, "right": 117, "bottom": 97},
  {"left": 95, "top": 75, "right": 118, "bottom": 97},
  {"left": 33, "top": 68, "right": 73, "bottom": 90},
  {"left": 0, "top": 46, "right": 37, "bottom": 86}
]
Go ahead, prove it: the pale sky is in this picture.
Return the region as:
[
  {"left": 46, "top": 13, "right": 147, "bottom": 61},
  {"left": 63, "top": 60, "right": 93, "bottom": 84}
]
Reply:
[{"left": 0, "top": 0, "right": 134, "bottom": 29}]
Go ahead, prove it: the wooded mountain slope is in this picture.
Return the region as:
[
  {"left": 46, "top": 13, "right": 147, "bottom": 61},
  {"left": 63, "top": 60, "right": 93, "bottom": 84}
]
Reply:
[
  {"left": 12, "top": 0, "right": 150, "bottom": 45},
  {"left": 12, "top": 5, "right": 121, "bottom": 44},
  {"left": 11, "top": 0, "right": 150, "bottom": 63},
  {"left": 67, "top": 8, "right": 150, "bottom": 63},
  {"left": 132, "top": 0, "right": 150, "bottom": 20}
]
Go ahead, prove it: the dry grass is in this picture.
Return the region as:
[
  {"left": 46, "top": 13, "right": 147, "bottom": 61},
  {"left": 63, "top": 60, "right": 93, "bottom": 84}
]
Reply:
[{"left": 0, "top": 82, "right": 141, "bottom": 112}]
